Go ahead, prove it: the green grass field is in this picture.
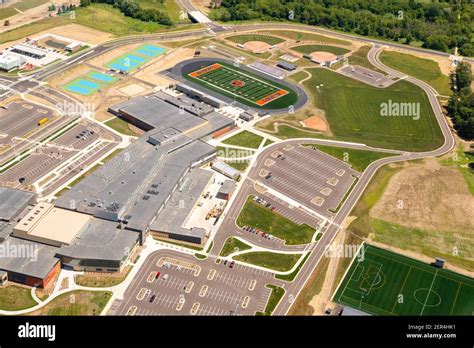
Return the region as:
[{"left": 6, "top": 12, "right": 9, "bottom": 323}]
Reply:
[
  {"left": 219, "top": 237, "right": 252, "bottom": 257},
  {"left": 379, "top": 51, "right": 451, "bottom": 96},
  {"left": 333, "top": 244, "right": 474, "bottom": 316},
  {"left": 222, "top": 130, "right": 263, "bottom": 149},
  {"left": 275, "top": 253, "right": 310, "bottom": 282},
  {"left": 292, "top": 44, "right": 350, "bottom": 56},
  {"left": 233, "top": 251, "right": 301, "bottom": 272},
  {"left": 105, "top": 117, "right": 138, "bottom": 136},
  {"left": 303, "top": 144, "right": 397, "bottom": 172},
  {"left": 226, "top": 34, "right": 284, "bottom": 46},
  {"left": 302, "top": 68, "right": 444, "bottom": 152},
  {"left": 0, "top": 285, "right": 37, "bottom": 311},
  {"left": 236, "top": 196, "right": 315, "bottom": 245},
  {"left": 184, "top": 61, "right": 299, "bottom": 109},
  {"left": 266, "top": 30, "right": 350, "bottom": 46}
]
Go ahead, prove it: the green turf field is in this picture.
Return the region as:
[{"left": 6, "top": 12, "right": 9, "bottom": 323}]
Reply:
[
  {"left": 333, "top": 244, "right": 474, "bottom": 316},
  {"left": 184, "top": 62, "right": 298, "bottom": 109}
]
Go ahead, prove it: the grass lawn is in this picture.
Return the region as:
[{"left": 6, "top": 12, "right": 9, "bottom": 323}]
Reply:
[
  {"left": 379, "top": 51, "right": 451, "bottom": 96},
  {"left": 256, "top": 284, "right": 285, "bottom": 315},
  {"left": 219, "top": 237, "right": 252, "bottom": 257},
  {"left": 74, "top": 266, "right": 131, "bottom": 287},
  {"left": 292, "top": 44, "right": 350, "bottom": 56},
  {"left": 303, "top": 144, "right": 397, "bottom": 172},
  {"left": 225, "top": 160, "right": 250, "bottom": 171},
  {"left": 289, "top": 71, "right": 310, "bottom": 84},
  {"left": 0, "top": 3, "right": 200, "bottom": 44},
  {"left": 439, "top": 145, "right": 474, "bottom": 196},
  {"left": 222, "top": 131, "right": 264, "bottom": 149},
  {"left": 138, "top": 0, "right": 183, "bottom": 23},
  {"left": 348, "top": 46, "right": 386, "bottom": 74},
  {"left": 226, "top": 34, "right": 284, "bottom": 46},
  {"left": 301, "top": 68, "right": 443, "bottom": 152},
  {"left": 0, "top": 0, "right": 48, "bottom": 20},
  {"left": 333, "top": 244, "right": 474, "bottom": 315},
  {"left": 263, "top": 139, "right": 274, "bottom": 147},
  {"left": 105, "top": 117, "right": 137, "bottom": 136},
  {"left": 233, "top": 251, "right": 301, "bottom": 272},
  {"left": 275, "top": 252, "right": 310, "bottom": 282},
  {"left": 236, "top": 196, "right": 315, "bottom": 245},
  {"left": 266, "top": 30, "right": 350, "bottom": 46},
  {"left": 0, "top": 285, "right": 37, "bottom": 311},
  {"left": 27, "top": 291, "right": 112, "bottom": 316}
]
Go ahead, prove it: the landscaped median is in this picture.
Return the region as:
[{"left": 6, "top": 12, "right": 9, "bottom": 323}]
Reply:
[
  {"left": 255, "top": 284, "right": 285, "bottom": 316},
  {"left": 236, "top": 196, "right": 316, "bottom": 245},
  {"left": 219, "top": 237, "right": 252, "bottom": 257},
  {"left": 233, "top": 251, "right": 302, "bottom": 272}
]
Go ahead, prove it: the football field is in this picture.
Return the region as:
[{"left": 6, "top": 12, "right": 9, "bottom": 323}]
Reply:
[
  {"left": 333, "top": 244, "right": 474, "bottom": 316},
  {"left": 185, "top": 62, "right": 297, "bottom": 109}
]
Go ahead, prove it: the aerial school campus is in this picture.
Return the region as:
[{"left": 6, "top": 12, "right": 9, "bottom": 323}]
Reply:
[{"left": 0, "top": 0, "right": 472, "bottom": 322}]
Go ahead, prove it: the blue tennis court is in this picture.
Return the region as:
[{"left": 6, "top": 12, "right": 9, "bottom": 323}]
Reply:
[
  {"left": 87, "top": 71, "right": 117, "bottom": 84},
  {"left": 134, "top": 44, "right": 166, "bottom": 58},
  {"left": 64, "top": 78, "right": 102, "bottom": 96},
  {"left": 107, "top": 53, "right": 150, "bottom": 72}
]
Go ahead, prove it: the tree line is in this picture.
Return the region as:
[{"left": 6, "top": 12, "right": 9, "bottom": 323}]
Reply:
[
  {"left": 210, "top": 0, "right": 473, "bottom": 57},
  {"left": 80, "top": 0, "right": 172, "bottom": 26},
  {"left": 448, "top": 62, "right": 474, "bottom": 140}
]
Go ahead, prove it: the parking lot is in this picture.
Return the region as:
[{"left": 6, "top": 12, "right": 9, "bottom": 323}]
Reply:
[
  {"left": 0, "top": 121, "right": 119, "bottom": 191},
  {"left": 339, "top": 65, "right": 397, "bottom": 88},
  {"left": 113, "top": 250, "right": 277, "bottom": 316},
  {"left": 252, "top": 143, "right": 359, "bottom": 214},
  {"left": 0, "top": 101, "right": 55, "bottom": 153}
]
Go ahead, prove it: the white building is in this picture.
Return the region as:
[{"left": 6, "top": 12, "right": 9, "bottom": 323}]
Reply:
[{"left": 0, "top": 54, "right": 25, "bottom": 72}]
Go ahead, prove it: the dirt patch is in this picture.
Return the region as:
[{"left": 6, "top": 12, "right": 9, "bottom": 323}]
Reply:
[
  {"left": 310, "top": 51, "right": 337, "bottom": 61},
  {"left": 118, "top": 83, "right": 147, "bottom": 97},
  {"left": 301, "top": 115, "right": 329, "bottom": 131},
  {"left": 45, "top": 23, "right": 113, "bottom": 45},
  {"left": 243, "top": 41, "right": 271, "bottom": 54},
  {"left": 133, "top": 47, "right": 194, "bottom": 86},
  {"left": 371, "top": 158, "right": 474, "bottom": 233}
]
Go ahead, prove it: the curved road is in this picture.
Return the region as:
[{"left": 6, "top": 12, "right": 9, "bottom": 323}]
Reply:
[{"left": 0, "top": 12, "right": 459, "bottom": 315}]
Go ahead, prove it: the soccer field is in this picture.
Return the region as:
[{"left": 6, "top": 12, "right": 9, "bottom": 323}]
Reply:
[
  {"left": 333, "top": 245, "right": 474, "bottom": 316},
  {"left": 185, "top": 62, "right": 298, "bottom": 109}
]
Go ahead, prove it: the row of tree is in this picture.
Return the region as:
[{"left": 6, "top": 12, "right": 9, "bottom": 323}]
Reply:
[
  {"left": 210, "top": 0, "right": 473, "bottom": 57},
  {"left": 447, "top": 62, "right": 474, "bottom": 140},
  {"left": 80, "top": 0, "right": 172, "bottom": 26}
]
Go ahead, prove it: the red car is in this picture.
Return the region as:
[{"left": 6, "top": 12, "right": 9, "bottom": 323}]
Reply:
[
  {"left": 155, "top": 271, "right": 161, "bottom": 279},
  {"left": 229, "top": 261, "right": 235, "bottom": 268}
]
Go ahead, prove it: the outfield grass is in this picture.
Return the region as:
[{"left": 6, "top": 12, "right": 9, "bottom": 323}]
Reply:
[
  {"left": 266, "top": 30, "right": 350, "bottom": 46},
  {"left": 233, "top": 251, "right": 301, "bottom": 272},
  {"left": 301, "top": 68, "right": 443, "bottom": 152},
  {"left": 256, "top": 284, "right": 285, "bottom": 315},
  {"left": 226, "top": 34, "right": 284, "bottom": 46},
  {"left": 222, "top": 131, "right": 264, "bottom": 149},
  {"left": 219, "top": 237, "right": 252, "bottom": 257},
  {"left": 333, "top": 244, "right": 474, "bottom": 315},
  {"left": 105, "top": 117, "right": 137, "bottom": 136},
  {"left": 184, "top": 61, "right": 299, "bottom": 110},
  {"left": 27, "top": 291, "right": 112, "bottom": 316},
  {"left": 0, "top": 285, "right": 37, "bottom": 311},
  {"left": 292, "top": 44, "right": 350, "bottom": 56},
  {"left": 348, "top": 46, "right": 386, "bottom": 74},
  {"left": 304, "top": 144, "right": 397, "bottom": 172},
  {"left": 236, "top": 196, "right": 315, "bottom": 245},
  {"left": 379, "top": 51, "right": 451, "bottom": 96}
]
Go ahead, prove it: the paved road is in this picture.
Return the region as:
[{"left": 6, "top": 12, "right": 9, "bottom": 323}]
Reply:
[{"left": 271, "top": 45, "right": 455, "bottom": 315}]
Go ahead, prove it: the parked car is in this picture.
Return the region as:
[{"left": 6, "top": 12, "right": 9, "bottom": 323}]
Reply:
[
  {"left": 155, "top": 272, "right": 161, "bottom": 279},
  {"left": 224, "top": 260, "right": 228, "bottom": 265},
  {"left": 229, "top": 261, "right": 235, "bottom": 269},
  {"left": 149, "top": 294, "right": 156, "bottom": 303},
  {"left": 163, "top": 274, "right": 169, "bottom": 280}
]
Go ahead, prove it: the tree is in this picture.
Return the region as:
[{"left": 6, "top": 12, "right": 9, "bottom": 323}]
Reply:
[
  {"left": 4, "top": 20, "right": 9, "bottom": 27},
  {"left": 80, "top": 0, "right": 91, "bottom": 6}
]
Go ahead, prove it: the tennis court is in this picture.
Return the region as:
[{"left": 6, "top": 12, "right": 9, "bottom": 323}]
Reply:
[{"left": 333, "top": 244, "right": 474, "bottom": 316}]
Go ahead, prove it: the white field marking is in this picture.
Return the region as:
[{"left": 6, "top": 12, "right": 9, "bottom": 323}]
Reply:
[{"left": 420, "top": 269, "right": 438, "bottom": 316}]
